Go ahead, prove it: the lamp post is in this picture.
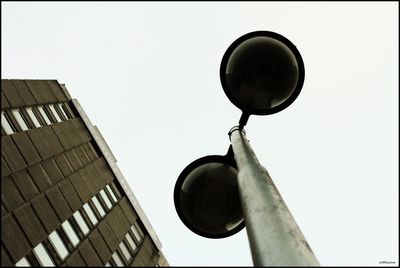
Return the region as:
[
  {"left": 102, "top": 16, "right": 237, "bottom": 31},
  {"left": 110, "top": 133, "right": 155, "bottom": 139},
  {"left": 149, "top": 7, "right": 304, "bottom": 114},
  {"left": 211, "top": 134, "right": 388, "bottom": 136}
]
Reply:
[
  {"left": 229, "top": 126, "right": 319, "bottom": 266},
  {"left": 174, "top": 31, "right": 319, "bottom": 266}
]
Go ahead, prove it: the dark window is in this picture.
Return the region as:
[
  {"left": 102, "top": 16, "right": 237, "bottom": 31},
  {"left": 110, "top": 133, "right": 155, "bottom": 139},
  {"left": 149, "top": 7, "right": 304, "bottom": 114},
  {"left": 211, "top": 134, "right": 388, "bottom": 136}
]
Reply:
[
  {"left": 61, "top": 220, "right": 80, "bottom": 247},
  {"left": 38, "top": 106, "right": 53, "bottom": 125},
  {"left": 12, "top": 109, "right": 30, "bottom": 131},
  {"left": 49, "top": 104, "right": 63, "bottom": 123},
  {"left": 73, "top": 210, "right": 90, "bottom": 235},
  {"left": 32, "top": 243, "right": 55, "bottom": 266},
  {"left": 1, "top": 111, "right": 16, "bottom": 134},
  {"left": 15, "top": 257, "right": 31, "bottom": 267},
  {"left": 58, "top": 103, "right": 72, "bottom": 120},
  {"left": 48, "top": 230, "right": 69, "bottom": 260},
  {"left": 26, "top": 107, "right": 42, "bottom": 128}
]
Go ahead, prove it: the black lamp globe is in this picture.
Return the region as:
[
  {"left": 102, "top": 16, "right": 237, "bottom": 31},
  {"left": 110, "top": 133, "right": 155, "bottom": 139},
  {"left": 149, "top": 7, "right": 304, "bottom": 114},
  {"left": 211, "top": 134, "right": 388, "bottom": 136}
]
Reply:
[
  {"left": 173, "top": 155, "right": 245, "bottom": 238},
  {"left": 220, "top": 31, "right": 305, "bottom": 115}
]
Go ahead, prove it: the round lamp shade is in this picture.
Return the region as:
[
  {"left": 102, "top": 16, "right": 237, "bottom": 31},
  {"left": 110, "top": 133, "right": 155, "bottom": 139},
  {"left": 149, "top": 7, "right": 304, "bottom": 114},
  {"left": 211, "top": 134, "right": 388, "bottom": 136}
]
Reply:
[
  {"left": 174, "top": 155, "right": 245, "bottom": 238},
  {"left": 220, "top": 31, "right": 305, "bottom": 115}
]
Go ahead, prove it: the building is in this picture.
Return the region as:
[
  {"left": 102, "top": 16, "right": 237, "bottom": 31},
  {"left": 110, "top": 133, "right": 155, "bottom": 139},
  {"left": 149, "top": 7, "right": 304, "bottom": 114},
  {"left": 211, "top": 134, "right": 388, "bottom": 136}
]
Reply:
[{"left": 1, "top": 79, "right": 168, "bottom": 267}]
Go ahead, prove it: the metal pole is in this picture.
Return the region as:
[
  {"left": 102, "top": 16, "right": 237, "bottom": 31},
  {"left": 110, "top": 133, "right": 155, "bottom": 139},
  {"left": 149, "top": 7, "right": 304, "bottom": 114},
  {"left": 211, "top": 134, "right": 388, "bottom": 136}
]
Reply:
[{"left": 229, "top": 126, "right": 319, "bottom": 266}]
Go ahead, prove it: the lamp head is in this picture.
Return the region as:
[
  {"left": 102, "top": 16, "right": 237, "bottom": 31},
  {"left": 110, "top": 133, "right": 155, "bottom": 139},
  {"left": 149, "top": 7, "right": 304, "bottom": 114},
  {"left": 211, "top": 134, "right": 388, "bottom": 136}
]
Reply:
[
  {"left": 173, "top": 155, "right": 245, "bottom": 238},
  {"left": 220, "top": 31, "right": 305, "bottom": 115}
]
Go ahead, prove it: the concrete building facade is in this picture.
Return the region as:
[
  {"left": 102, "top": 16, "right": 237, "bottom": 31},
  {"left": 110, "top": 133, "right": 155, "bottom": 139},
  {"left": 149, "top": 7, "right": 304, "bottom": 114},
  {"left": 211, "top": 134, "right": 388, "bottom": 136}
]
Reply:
[{"left": 1, "top": 79, "right": 168, "bottom": 267}]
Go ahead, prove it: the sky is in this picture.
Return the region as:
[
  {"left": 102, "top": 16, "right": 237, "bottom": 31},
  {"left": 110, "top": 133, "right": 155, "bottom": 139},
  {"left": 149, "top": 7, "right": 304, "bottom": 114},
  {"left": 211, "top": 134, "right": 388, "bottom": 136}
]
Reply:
[{"left": 1, "top": 2, "right": 399, "bottom": 266}]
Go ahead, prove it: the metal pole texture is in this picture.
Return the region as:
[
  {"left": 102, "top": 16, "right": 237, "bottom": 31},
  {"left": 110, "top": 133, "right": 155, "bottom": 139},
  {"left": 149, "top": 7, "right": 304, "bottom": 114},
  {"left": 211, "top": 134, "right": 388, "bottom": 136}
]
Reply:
[{"left": 229, "top": 126, "right": 319, "bottom": 266}]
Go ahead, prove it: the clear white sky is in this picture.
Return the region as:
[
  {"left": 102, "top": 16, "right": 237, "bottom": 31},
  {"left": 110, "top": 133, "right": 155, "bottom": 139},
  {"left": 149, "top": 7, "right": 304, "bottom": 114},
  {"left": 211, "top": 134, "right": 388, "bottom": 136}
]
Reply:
[{"left": 2, "top": 2, "right": 398, "bottom": 266}]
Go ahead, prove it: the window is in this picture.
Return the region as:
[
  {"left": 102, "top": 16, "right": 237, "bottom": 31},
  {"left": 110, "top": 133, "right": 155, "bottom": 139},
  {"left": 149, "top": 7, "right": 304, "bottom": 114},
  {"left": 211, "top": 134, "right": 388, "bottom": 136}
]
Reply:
[
  {"left": 49, "top": 104, "right": 62, "bottom": 123},
  {"left": 15, "top": 257, "right": 30, "bottom": 267},
  {"left": 62, "top": 220, "right": 80, "bottom": 247},
  {"left": 106, "top": 184, "right": 118, "bottom": 203},
  {"left": 11, "top": 109, "right": 30, "bottom": 131},
  {"left": 92, "top": 196, "right": 106, "bottom": 217},
  {"left": 58, "top": 103, "right": 71, "bottom": 120},
  {"left": 38, "top": 106, "right": 52, "bottom": 125},
  {"left": 131, "top": 223, "right": 143, "bottom": 242},
  {"left": 1, "top": 111, "right": 15, "bottom": 134},
  {"left": 119, "top": 241, "right": 132, "bottom": 262},
  {"left": 73, "top": 211, "right": 89, "bottom": 235},
  {"left": 100, "top": 189, "right": 113, "bottom": 210},
  {"left": 112, "top": 252, "right": 124, "bottom": 267},
  {"left": 83, "top": 203, "right": 98, "bottom": 226},
  {"left": 135, "top": 222, "right": 144, "bottom": 237},
  {"left": 48, "top": 231, "right": 69, "bottom": 260},
  {"left": 33, "top": 243, "right": 55, "bottom": 266},
  {"left": 125, "top": 233, "right": 137, "bottom": 252},
  {"left": 26, "top": 107, "right": 42, "bottom": 128}
]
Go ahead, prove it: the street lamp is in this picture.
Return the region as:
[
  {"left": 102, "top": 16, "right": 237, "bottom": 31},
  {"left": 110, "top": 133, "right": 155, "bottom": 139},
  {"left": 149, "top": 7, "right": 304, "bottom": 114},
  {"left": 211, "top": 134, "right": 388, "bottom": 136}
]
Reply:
[
  {"left": 174, "top": 31, "right": 319, "bottom": 266},
  {"left": 220, "top": 31, "right": 304, "bottom": 118},
  {"left": 173, "top": 153, "right": 245, "bottom": 239}
]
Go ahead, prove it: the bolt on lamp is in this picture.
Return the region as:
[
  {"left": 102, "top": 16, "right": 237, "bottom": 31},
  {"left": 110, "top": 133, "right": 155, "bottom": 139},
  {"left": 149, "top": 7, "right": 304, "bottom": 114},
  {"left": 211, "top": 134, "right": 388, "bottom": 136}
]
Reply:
[{"left": 174, "top": 31, "right": 319, "bottom": 266}]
